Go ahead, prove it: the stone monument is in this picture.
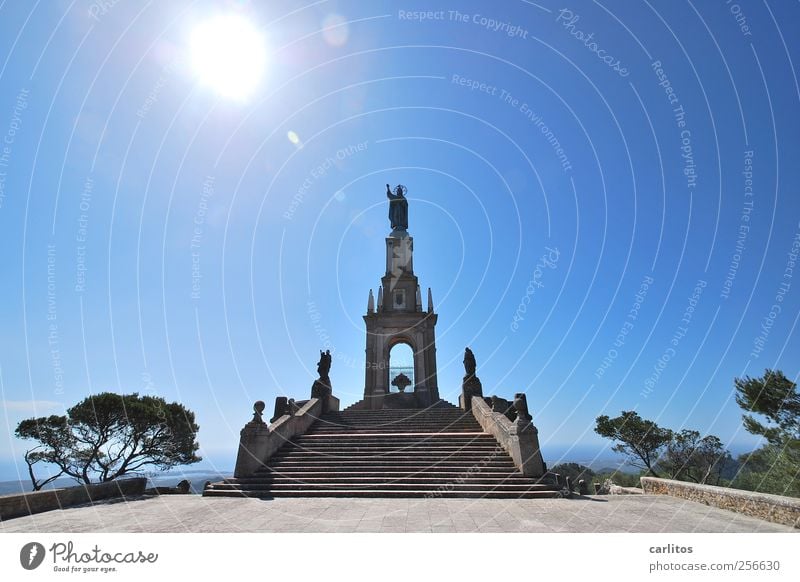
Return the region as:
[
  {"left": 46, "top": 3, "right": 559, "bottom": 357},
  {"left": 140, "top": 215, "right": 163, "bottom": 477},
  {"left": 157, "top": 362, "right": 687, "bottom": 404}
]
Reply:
[{"left": 360, "top": 183, "right": 440, "bottom": 409}]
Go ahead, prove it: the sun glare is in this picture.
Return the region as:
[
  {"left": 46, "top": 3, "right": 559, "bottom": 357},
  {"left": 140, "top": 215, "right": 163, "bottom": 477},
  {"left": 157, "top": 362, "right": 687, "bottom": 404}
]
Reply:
[{"left": 190, "top": 14, "right": 266, "bottom": 101}]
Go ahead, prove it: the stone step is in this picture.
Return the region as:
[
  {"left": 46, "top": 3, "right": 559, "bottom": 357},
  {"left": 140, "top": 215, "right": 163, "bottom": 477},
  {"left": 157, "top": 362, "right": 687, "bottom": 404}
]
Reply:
[
  {"left": 228, "top": 480, "right": 551, "bottom": 489},
  {"left": 272, "top": 448, "right": 503, "bottom": 456},
  {"left": 266, "top": 454, "right": 515, "bottom": 463},
  {"left": 267, "top": 458, "right": 517, "bottom": 465},
  {"left": 321, "top": 415, "right": 476, "bottom": 421},
  {"left": 317, "top": 421, "right": 478, "bottom": 425},
  {"left": 254, "top": 466, "right": 523, "bottom": 475},
  {"left": 203, "top": 488, "right": 562, "bottom": 499},
  {"left": 287, "top": 435, "right": 499, "bottom": 449},
  {"left": 317, "top": 415, "right": 478, "bottom": 420},
  {"left": 288, "top": 442, "right": 504, "bottom": 448},
  {"left": 309, "top": 428, "right": 482, "bottom": 434},
  {"left": 307, "top": 428, "right": 482, "bottom": 434},
  {"left": 269, "top": 459, "right": 511, "bottom": 467},
  {"left": 213, "top": 482, "right": 555, "bottom": 492},
  {"left": 323, "top": 410, "right": 466, "bottom": 415},
  {"left": 277, "top": 447, "right": 502, "bottom": 454},
  {"left": 287, "top": 444, "right": 500, "bottom": 450},
  {"left": 293, "top": 433, "right": 493, "bottom": 441},
  {"left": 320, "top": 414, "right": 477, "bottom": 423},
  {"left": 319, "top": 416, "right": 478, "bottom": 421},
  {"left": 234, "top": 468, "right": 531, "bottom": 483},
  {"left": 270, "top": 457, "right": 510, "bottom": 466},
  {"left": 272, "top": 453, "right": 503, "bottom": 460}
]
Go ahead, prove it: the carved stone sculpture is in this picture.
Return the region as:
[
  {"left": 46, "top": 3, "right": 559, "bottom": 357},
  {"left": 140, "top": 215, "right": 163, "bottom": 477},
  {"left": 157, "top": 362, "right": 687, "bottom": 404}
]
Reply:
[
  {"left": 463, "top": 347, "right": 476, "bottom": 377},
  {"left": 386, "top": 183, "right": 408, "bottom": 231},
  {"left": 461, "top": 347, "right": 483, "bottom": 410}
]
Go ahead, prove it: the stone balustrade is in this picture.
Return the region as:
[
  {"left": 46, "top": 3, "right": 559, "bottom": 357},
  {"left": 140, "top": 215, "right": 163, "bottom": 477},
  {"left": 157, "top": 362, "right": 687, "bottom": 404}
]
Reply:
[
  {"left": 470, "top": 395, "right": 546, "bottom": 477},
  {"left": 234, "top": 395, "right": 338, "bottom": 478}
]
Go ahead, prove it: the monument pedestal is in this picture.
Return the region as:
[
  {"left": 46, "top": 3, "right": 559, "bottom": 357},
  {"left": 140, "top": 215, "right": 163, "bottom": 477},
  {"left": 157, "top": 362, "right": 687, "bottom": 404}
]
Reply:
[{"left": 460, "top": 375, "right": 483, "bottom": 410}]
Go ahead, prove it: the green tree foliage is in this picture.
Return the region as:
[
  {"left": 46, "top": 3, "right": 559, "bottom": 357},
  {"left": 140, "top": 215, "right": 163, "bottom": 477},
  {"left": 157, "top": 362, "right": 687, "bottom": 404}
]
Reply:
[
  {"left": 732, "top": 369, "right": 799, "bottom": 497},
  {"left": 594, "top": 411, "right": 673, "bottom": 477},
  {"left": 735, "top": 369, "right": 800, "bottom": 446},
  {"left": 592, "top": 469, "right": 643, "bottom": 488},
  {"left": 656, "top": 430, "right": 732, "bottom": 485},
  {"left": 15, "top": 392, "right": 201, "bottom": 490},
  {"left": 732, "top": 445, "right": 800, "bottom": 498}
]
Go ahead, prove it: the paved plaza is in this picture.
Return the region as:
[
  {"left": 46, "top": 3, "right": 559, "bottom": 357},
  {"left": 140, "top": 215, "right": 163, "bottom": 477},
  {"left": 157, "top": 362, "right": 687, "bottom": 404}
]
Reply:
[{"left": 0, "top": 494, "right": 794, "bottom": 533}]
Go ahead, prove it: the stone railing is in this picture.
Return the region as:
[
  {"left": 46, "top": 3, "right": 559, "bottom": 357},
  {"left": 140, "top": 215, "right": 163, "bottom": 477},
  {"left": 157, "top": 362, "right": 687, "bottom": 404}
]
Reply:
[
  {"left": 234, "top": 396, "right": 337, "bottom": 478},
  {"left": 0, "top": 477, "right": 147, "bottom": 521},
  {"left": 641, "top": 477, "right": 800, "bottom": 529},
  {"left": 470, "top": 396, "right": 545, "bottom": 477}
]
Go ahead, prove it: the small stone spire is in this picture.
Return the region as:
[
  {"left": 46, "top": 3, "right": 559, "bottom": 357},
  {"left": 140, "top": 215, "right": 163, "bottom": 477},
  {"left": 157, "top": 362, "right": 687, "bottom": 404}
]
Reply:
[
  {"left": 367, "top": 289, "right": 375, "bottom": 313},
  {"left": 415, "top": 285, "right": 422, "bottom": 312},
  {"left": 377, "top": 285, "right": 383, "bottom": 311},
  {"left": 427, "top": 287, "right": 434, "bottom": 313}
]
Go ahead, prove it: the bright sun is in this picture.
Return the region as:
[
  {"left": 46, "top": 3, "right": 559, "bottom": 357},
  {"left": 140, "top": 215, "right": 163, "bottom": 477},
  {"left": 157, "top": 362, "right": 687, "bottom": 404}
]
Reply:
[{"left": 190, "top": 14, "right": 266, "bottom": 101}]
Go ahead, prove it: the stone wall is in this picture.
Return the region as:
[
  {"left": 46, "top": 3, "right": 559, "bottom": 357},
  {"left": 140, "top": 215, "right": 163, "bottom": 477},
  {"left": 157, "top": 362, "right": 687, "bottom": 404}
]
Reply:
[
  {"left": 641, "top": 477, "right": 800, "bottom": 529},
  {"left": 0, "top": 477, "right": 147, "bottom": 521}
]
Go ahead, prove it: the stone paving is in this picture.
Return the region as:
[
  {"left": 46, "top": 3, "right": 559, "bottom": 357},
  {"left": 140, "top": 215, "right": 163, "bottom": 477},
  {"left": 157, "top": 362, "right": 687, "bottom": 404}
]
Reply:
[{"left": 0, "top": 494, "right": 795, "bottom": 533}]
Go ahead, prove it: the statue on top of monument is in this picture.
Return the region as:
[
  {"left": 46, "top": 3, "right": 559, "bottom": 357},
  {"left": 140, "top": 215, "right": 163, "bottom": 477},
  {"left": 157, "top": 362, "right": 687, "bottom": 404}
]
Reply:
[
  {"left": 317, "top": 349, "right": 332, "bottom": 380},
  {"left": 463, "top": 347, "right": 476, "bottom": 378},
  {"left": 461, "top": 347, "right": 482, "bottom": 410},
  {"left": 386, "top": 183, "right": 408, "bottom": 231}
]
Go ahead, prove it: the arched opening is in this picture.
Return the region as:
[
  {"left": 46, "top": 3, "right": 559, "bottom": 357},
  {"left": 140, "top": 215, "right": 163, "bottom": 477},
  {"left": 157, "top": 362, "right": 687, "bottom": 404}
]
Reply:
[{"left": 388, "top": 341, "right": 414, "bottom": 393}]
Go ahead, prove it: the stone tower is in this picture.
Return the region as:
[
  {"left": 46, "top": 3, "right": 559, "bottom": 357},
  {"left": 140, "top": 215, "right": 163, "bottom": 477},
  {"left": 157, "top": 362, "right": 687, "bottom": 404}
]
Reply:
[{"left": 361, "top": 193, "right": 440, "bottom": 409}]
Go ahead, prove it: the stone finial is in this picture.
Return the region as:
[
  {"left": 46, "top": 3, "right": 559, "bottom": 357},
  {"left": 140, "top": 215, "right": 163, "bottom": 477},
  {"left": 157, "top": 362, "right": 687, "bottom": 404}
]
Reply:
[
  {"left": 377, "top": 285, "right": 384, "bottom": 311},
  {"left": 367, "top": 289, "right": 375, "bottom": 313},
  {"left": 251, "top": 400, "right": 266, "bottom": 424},
  {"left": 427, "top": 287, "right": 433, "bottom": 312}
]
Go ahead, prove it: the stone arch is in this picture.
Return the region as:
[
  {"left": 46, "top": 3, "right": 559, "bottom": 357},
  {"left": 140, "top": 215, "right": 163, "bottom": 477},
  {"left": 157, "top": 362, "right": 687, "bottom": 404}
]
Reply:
[{"left": 386, "top": 337, "right": 415, "bottom": 392}]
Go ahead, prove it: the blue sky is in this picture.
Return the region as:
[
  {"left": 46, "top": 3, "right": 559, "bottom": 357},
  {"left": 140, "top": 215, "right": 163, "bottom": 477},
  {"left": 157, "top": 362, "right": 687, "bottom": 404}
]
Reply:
[{"left": 0, "top": 0, "right": 799, "bottom": 479}]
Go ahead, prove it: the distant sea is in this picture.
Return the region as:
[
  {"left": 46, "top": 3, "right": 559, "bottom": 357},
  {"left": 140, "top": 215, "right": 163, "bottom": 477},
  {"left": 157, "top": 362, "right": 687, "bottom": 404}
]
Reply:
[{"left": 0, "top": 469, "right": 232, "bottom": 497}]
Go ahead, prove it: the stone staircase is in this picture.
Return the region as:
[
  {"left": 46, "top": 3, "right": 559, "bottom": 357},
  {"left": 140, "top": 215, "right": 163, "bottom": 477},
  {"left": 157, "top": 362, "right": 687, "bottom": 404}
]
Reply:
[{"left": 205, "top": 404, "right": 562, "bottom": 499}]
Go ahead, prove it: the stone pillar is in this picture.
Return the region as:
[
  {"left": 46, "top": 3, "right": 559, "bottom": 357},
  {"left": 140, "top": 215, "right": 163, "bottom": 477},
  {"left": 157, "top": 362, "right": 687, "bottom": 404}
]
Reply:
[
  {"left": 234, "top": 402, "right": 270, "bottom": 478},
  {"left": 461, "top": 375, "right": 483, "bottom": 410},
  {"left": 511, "top": 416, "right": 546, "bottom": 477}
]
